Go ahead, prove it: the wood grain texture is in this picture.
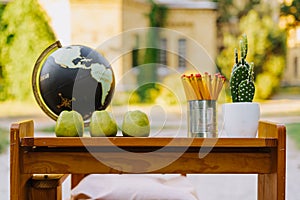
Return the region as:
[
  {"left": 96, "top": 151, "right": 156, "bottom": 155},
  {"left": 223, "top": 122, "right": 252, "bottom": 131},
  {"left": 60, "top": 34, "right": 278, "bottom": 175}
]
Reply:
[
  {"left": 258, "top": 121, "right": 286, "bottom": 200},
  {"left": 10, "top": 120, "right": 34, "bottom": 200},
  {"left": 10, "top": 120, "right": 286, "bottom": 200},
  {"left": 22, "top": 150, "right": 275, "bottom": 174},
  {"left": 71, "top": 174, "right": 87, "bottom": 189},
  {"left": 21, "top": 137, "right": 277, "bottom": 148},
  {"left": 29, "top": 174, "right": 68, "bottom": 200}
]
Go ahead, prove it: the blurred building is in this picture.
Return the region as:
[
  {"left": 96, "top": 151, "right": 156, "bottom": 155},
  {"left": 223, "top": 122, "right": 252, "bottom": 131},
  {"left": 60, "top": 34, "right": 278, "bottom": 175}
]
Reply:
[
  {"left": 281, "top": 20, "right": 300, "bottom": 85},
  {"left": 38, "top": 0, "right": 299, "bottom": 87},
  {"left": 39, "top": 0, "right": 218, "bottom": 90}
]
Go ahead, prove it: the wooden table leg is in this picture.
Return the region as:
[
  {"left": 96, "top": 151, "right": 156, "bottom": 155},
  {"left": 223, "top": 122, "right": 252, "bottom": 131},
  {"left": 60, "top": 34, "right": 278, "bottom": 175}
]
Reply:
[
  {"left": 29, "top": 174, "right": 68, "bottom": 200},
  {"left": 71, "top": 174, "right": 87, "bottom": 189},
  {"left": 258, "top": 121, "right": 286, "bottom": 200},
  {"left": 10, "top": 120, "right": 34, "bottom": 200}
]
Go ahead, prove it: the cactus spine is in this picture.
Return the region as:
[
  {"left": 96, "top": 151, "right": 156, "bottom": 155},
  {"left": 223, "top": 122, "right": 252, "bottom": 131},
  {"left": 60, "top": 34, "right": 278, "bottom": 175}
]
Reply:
[{"left": 230, "top": 34, "right": 255, "bottom": 102}]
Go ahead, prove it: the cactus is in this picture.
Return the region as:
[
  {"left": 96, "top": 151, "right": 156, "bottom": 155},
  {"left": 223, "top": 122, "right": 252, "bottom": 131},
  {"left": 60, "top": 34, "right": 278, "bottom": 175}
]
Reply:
[{"left": 230, "top": 34, "right": 255, "bottom": 102}]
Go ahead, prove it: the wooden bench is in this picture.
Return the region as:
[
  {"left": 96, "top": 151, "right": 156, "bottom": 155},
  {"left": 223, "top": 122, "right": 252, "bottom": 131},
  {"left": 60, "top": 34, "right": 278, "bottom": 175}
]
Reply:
[{"left": 10, "top": 120, "right": 286, "bottom": 200}]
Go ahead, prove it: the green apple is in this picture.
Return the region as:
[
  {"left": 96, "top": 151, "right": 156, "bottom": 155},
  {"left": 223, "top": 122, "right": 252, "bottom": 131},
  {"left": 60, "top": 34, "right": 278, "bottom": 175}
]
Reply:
[
  {"left": 121, "top": 110, "right": 150, "bottom": 137},
  {"left": 89, "top": 110, "right": 118, "bottom": 137},
  {"left": 55, "top": 110, "right": 84, "bottom": 137}
]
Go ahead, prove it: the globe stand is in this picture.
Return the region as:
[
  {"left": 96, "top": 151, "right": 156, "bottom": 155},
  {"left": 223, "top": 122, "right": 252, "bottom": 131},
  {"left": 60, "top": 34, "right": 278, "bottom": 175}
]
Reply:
[{"left": 32, "top": 41, "right": 62, "bottom": 121}]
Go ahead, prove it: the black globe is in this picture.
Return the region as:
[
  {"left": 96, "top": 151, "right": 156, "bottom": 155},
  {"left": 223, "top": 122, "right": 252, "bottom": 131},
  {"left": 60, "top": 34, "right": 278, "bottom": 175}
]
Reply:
[{"left": 32, "top": 41, "right": 115, "bottom": 120}]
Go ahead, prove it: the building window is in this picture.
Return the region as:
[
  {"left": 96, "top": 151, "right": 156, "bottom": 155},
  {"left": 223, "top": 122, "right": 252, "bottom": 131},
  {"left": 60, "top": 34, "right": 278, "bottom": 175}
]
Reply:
[
  {"left": 294, "top": 56, "right": 298, "bottom": 78},
  {"left": 132, "top": 34, "right": 140, "bottom": 68},
  {"left": 159, "top": 38, "right": 167, "bottom": 66},
  {"left": 178, "top": 38, "right": 186, "bottom": 69},
  {"left": 132, "top": 48, "right": 139, "bottom": 68}
]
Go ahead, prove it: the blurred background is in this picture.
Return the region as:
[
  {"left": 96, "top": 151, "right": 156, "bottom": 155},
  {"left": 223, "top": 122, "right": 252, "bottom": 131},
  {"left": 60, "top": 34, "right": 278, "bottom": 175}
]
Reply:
[{"left": 0, "top": 0, "right": 299, "bottom": 199}]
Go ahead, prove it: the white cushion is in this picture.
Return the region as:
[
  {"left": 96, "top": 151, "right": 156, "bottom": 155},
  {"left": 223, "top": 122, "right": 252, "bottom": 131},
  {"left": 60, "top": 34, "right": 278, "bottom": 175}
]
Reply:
[{"left": 71, "top": 174, "right": 199, "bottom": 200}]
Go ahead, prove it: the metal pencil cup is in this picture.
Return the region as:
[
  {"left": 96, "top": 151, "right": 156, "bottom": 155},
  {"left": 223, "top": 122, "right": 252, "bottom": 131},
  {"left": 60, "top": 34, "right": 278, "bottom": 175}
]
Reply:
[{"left": 187, "top": 100, "right": 217, "bottom": 138}]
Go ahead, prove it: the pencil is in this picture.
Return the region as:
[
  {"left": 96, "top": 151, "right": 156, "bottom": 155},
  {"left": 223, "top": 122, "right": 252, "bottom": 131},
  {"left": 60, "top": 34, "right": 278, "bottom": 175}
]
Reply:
[
  {"left": 181, "top": 72, "right": 225, "bottom": 101},
  {"left": 181, "top": 75, "right": 197, "bottom": 101},
  {"left": 189, "top": 74, "right": 202, "bottom": 100}
]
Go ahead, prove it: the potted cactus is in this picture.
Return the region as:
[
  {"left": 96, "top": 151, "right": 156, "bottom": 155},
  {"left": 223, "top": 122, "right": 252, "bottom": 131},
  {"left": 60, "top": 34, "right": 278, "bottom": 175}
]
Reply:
[{"left": 222, "top": 34, "right": 260, "bottom": 137}]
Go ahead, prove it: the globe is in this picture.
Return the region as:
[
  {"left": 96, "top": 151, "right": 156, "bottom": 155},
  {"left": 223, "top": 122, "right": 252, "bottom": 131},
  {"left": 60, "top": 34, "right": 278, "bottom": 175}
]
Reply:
[{"left": 32, "top": 41, "right": 115, "bottom": 121}]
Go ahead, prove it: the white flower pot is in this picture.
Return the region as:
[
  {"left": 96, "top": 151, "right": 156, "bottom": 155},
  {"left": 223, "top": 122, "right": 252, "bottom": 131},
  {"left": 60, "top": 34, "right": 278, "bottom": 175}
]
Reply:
[{"left": 221, "top": 102, "right": 260, "bottom": 137}]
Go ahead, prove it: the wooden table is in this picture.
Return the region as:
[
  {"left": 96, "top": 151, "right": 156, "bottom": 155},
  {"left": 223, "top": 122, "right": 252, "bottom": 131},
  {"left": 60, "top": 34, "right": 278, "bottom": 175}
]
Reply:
[{"left": 10, "top": 120, "right": 286, "bottom": 200}]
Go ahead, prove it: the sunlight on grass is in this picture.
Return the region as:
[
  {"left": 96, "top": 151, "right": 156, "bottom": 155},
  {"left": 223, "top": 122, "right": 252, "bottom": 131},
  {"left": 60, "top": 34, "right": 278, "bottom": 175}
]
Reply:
[
  {"left": 278, "top": 87, "right": 300, "bottom": 95},
  {"left": 286, "top": 123, "right": 300, "bottom": 149}
]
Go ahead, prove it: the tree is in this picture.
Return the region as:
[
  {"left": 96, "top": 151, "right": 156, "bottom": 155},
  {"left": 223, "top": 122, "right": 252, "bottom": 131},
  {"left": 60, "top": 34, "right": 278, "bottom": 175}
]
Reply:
[
  {"left": 0, "top": 0, "right": 56, "bottom": 101},
  {"left": 0, "top": 3, "right": 7, "bottom": 100},
  {"left": 135, "top": 0, "right": 168, "bottom": 102},
  {"left": 217, "top": 10, "right": 286, "bottom": 100},
  {"left": 213, "top": 0, "right": 261, "bottom": 43},
  {"left": 280, "top": 0, "right": 300, "bottom": 28},
  {"left": 213, "top": 0, "right": 260, "bottom": 24}
]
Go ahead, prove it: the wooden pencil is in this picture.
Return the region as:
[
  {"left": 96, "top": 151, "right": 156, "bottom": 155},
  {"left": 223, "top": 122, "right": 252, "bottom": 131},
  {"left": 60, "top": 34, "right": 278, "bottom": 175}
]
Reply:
[
  {"left": 190, "top": 74, "right": 202, "bottom": 100},
  {"left": 202, "top": 72, "right": 210, "bottom": 100},
  {"left": 212, "top": 74, "right": 217, "bottom": 100},
  {"left": 181, "top": 72, "right": 225, "bottom": 101},
  {"left": 207, "top": 74, "right": 213, "bottom": 100},
  {"left": 181, "top": 75, "right": 197, "bottom": 101},
  {"left": 195, "top": 74, "right": 204, "bottom": 100}
]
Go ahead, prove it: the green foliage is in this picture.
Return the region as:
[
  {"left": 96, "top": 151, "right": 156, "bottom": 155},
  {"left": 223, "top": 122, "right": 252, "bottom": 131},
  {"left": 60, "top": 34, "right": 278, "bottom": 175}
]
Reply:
[
  {"left": 147, "top": 0, "right": 168, "bottom": 27},
  {"left": 0, "top": 0, "right": 56, "bottom": 101},
  {"left": 217, "top": 10, "right": 286, "bottom": 100},
  {"left": 0, "top": 3, "right": 6, "bottom": 100},
  {"left": 0, "top": 3, "right": 5, "bottom": 18},
  {"left": 213, "top": 0, "right": 260, "bottom": 24},
  {"left": 135, "top": 0, "right": 168, "bottom": 103},
  {"left": 134, "top": 83, "right": 161, "bottom": 104},
  {"left": 280, "top": 0, "right": 300, "bottom": 28},
  {"left": 131, "top": 73, "right": 186, "bottom": 105}
]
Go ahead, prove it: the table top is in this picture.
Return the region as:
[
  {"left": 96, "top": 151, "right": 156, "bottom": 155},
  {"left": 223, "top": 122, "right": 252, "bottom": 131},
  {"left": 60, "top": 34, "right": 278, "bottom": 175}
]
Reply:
[{"left": 21, "top": 137, "right": 278, "bottom": 148}]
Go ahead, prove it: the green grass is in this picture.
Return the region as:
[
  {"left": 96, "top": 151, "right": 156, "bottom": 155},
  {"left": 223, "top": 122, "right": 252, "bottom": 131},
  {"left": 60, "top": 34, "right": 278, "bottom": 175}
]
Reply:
[
  {"left": 286, "top": 123, "right": 300, "bottom": 149},
  {"left": 38, "top": 125, "right": 55, "bottom": 133},
  {"left": 277, "top": 86, "right": 300, "bottom": 94},
  {"left": 0, "top": 127, "right": 9, "bottom": 153}
]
